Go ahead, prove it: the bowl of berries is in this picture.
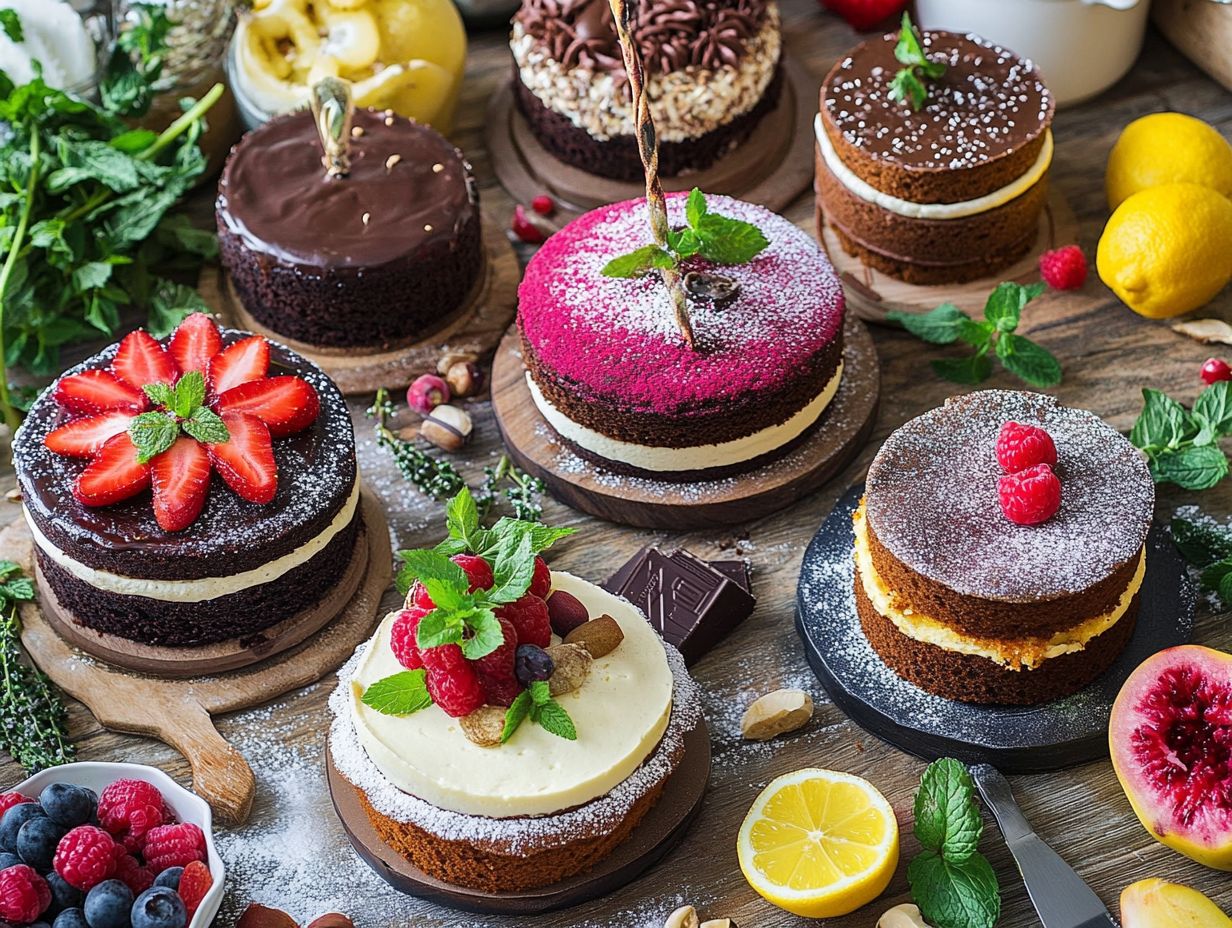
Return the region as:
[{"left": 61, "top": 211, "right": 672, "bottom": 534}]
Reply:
[{"left": 0, "top": 763, "right": 223, "bottom": 928}]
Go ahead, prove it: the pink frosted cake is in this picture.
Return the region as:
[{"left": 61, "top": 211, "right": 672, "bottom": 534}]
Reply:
[{"left": 517, "top": 194, "right": 846, "bottom": 480}]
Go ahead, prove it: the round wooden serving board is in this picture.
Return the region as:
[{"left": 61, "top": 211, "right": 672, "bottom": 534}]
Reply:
[
  {"left": 201, "top": 216, "right": 519, "bottom": 396},
  {"left": 491, "top": 317, "right": 880, "bottom": 530},
  {"left": 794, "top": 485, "right": 1196, "bottom": 773},
  {"left": 325, "top": 717, "right": 711, "bottom": 915},
  {"left": 485, "top": 54, "right": 817, "bottom": 221},
  {"left": 0, "top": 490, "right": 392, "bottom": 825},
  {"left": 816, "top": 186, "right": 1080, "bottom": 324}
]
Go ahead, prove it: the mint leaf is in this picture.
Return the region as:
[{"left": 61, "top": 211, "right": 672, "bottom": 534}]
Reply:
[
  {"left": 485, "top": 531, "right": 535, "bottom": 605},
  {"left": 695, "top": 213, "right": 769, "bottom": 265},
  {"left": 0, "top": 9, "right": 23, "bottom": 42},
  {"left": 182, "top": 406, "right": 229, "bottom": 444},
  {"left": 1194, "top": 381, "right": 1232, "bottom": 439},
  {"left": 957, "top": 319, "right": 993, "bottom": 347},
  {"left": 909, "top": 850, "right": 1000, "bottom": 928},
  {"left": 914, "top": 759, "right": 982, "bottom": 862},
  {"left": 995, "top": 334, "right": 1062, "bottom": 388},
  {"left": 444, "top": 488, "right": 480, "bottom": 551},
  {"left": 888, "top": 69, "right": 927, "bottom": 111},
  {"left": 887, "top": 304, "right": 971, "bottom": 345},
  {"left": 529, "top": 680, "right": 552, "bottom": 707},
  {"left": 601, "top": 245, "right": 675, "bottom": 279},
  {"left": 0, "top": 561, "right": 21, "bottom": 581},
  {"left": 931, "top": 354, "right": 992, "bottom": 385},
  {"left": 666, "top": 227, "right": 702, "bottom": 258},
  {"left": 533, "top": 699, "right": 578, "bottom": 741},
  {"left": 475, "top": 518, "right": 574, "bottom": 559},
  {"left": 888, "top": 14, "right": 943, "bottom": 111},
  {"left": 143, "top": 382, "right": 175, "bottom": 408},
  {"left": 1131, "top": 388, "right": 1193, "bottom": 453},
  {"left": 414, "top": 608, "right": 464, "bottom": 650},
  {"left": 502, "top": 689, "right": 533, "bottom": 742},
  {"left": 395, "top": 549, "right": 469, "bottom": 603},
  {"left": 128, "top": 411, "right": 177, "bottom": 463},
  {"left": 360, "top": 670, "right": 433, "bottom": 716},
  {"left": 685, "top": 187, "right": 706, "bottom": 228},
  {"left": 172, "top": 370, "right": 205, "bottom": 417},
  {"left": 1171, "top": 515, "right": 1232, "bottom": 567},
  {"left": 983, "top": 282, "right": 1027, "bottom": 332},
  {"left": 459, "top": 607, "right": 504, "bottom": 661},
  {"left": 894, "top": 11, "right": 927, "bottom": 65},
  {"left": 0, "top": 577, "right": 34, "bottom": 603},
  {"left": 1152, "top": 445, "right": 1230, "bottom": 491}
]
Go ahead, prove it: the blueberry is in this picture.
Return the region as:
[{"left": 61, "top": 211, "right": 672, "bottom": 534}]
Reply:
[
  {"left": 0, "top": 851, "right": 20, "bottom": 869},
  {"left": 54, "top": 909, "right": 89, "bottom": 928},
  {"left": 84, "top": 880, "right": 133, "bottom": 928},
  {"left": 129, "top": 888, "right": 185, "bottom": 928},
  {"left": 16, "top": 815, "right": 64, "bottom": 871},
  {"left": 151, "top": 869, "right": 181, "bottom": 892},
  {"left": 47, "top": 872, "right": 83, "bottom": 916},
  {"left": 514, "top": 644, "right": 555, "bottom": 686},
  {"left": 0, "top": 803, "right": 44, "bottom": 852},
  {"left": 39, "top": 785, "right": 97, "bottom": 828}
]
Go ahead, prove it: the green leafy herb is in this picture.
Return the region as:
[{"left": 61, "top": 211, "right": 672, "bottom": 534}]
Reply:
[
  {"left": 182, "top": 406, "right": 228, "bottom": 444},
  {"left": 367, "top": 387, "right": 466, "bottom": 500},
  {"left": 0, "top": 8, "right": 22, "bottom": 42},
  {"left": 1170, "top": 509, "right": 1232, "bottom": 603},
  {"left": 601, "top": 187, "right": 768, "bottom": 279},
  {"left": 360, "top": 669, "right": 433, "bottom": 716},
  {"left": 1131, "top": 382, "right": 1232, "bottom": 490},
  {"left": 432, "top": 486, "right": 575, "bottom": 561},
  {"left": 129, "top": 411, "right": 178, "bottom": 463},
  {"left": 101, "top": 3, "right": 173, "bottom": 119},
  {"left": 887, "top": 282, "right": 1060, "bottom": 388},
  {"left": 888, "top": 13, "right": 947, "bottom": 111},
  {"left": 128, "top": 369, "right": 228, "bottom": 460},
  {"left": 908, "top": 759, "right": 1000, "bottom": 928},
  {"left": 502, "top": 680, "right": 576, "bottom": 742}
]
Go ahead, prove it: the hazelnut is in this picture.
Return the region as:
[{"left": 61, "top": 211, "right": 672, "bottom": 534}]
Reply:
[
  {"left": 741, "top": 688, "right": 814, "bottom": 741},
  {"left": 544, "top": 643, "right": 592, "bottom": 695},
  {"left": 436, "top": 349, "right": 479, "bottom": 375},
  {"left": 420, "top": 404, "right": 472, "bottom": 453},
  {"left": 460, "top": 706, "right": 506, "bottom": 747},
  {"left": 237, "top": 904, "right": 299, "bottom": 928},
  {"left": 306, "top": 916, "right": 356, "bottom": 928},
  {"left": 546, "top": 589, "right": 590, "bottom": 637},
  {"left": 395, "top": 425, "right": 420, "bottom": 442},
  {"left": 445, "top": 360, "right": 485, "bottom": 398},
  {"left": 664, "top": 906, "right": 700, "bottom": 928},
  {"left": 563, "top": 614, "right": 624, "bottom": 659}
]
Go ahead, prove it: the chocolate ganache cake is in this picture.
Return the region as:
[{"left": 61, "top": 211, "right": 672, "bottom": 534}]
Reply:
[
  {"left": 816, "top": 26, "right": 1055, "bottom": 284},
  {"left": 217, "top": 108, "right": 481, "bottom": 352},
  {"left": 853, "top": 391, "right": 1153, "bottom": 705},
  {"left": 12, "top": 314, "right": 360, "bottom": 648},
  {"left": 511, "top": 0, "right": 782, "bottom": 181},
  {"left": 517, "top": 192, "right": 846, "bottom": 480}
]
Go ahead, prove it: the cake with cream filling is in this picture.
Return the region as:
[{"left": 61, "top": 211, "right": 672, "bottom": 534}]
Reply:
[
  {"left": 816, "top": 22, "right": 1055, "bottom": 284},
  {"left": 12, "top": 313, "right": 360, "bottom": 648},
  {"left": 510, "top": 0, "right": 783, "bottom": 181},
  {"left": 853, "top": 390, "right": 1153, "bottom": 705},
  {"left": 516, "top": 192, "right": 846, "bottom": 480}
]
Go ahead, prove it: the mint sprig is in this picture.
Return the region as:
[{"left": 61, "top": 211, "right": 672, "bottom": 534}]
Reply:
[
  {"left": 601, "top": 188, "right": 769, "bottom": 280},
  {"left": 908, "top": 759, "right": 1000, "bottom": 928},
  {"left": 502, "top": 680, "right": 577, "bottom": 742},
  {"left": 1171, "top": 509, "right": 1232, "bottom": 603},
  {"left": 128, "top": 370, "right": 229, "bottom": 463},
  {"left": 887, "top": 282, "right": 1061, "bottom": 388},
  {"left": 360, "top": 670, "right": 433, "bottom": 716},
  {"left": 432, "top": 486, "right": 574, "bottom": 562},
  {"left": 888, "top": 12, "right": 947, "bottom": 111},
  {"left": 1131, "top": 382, "right": 1232, "bottom": 490}
]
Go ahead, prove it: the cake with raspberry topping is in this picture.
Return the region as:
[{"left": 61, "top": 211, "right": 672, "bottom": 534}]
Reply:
[
  {"left": 11, "top": 314, "right": 360, "bottom": 648},
  {"left": 851, "top": 390, "right": 1154, "bottom": 705},
  {"left": 516, "top": 191, "right": 846, "bottom": 480},
  {"left": 511, "top": 0, "right": 782, "bottom": 181},
  {"left": 329, "top": 490, "right": 702, "bottom": 892},
  {"left": 816, "top": 18, "right": 1055, "bottom": 284},
  {"left": 217, "top": 108, "right": 481, "bottom": 352}
]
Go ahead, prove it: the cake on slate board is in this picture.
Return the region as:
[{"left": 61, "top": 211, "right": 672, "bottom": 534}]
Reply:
[
  {"left": 816, "top": 20, "right": 1055, "bottom": 284},
  {"left": 12, "top": 314, "right": 360, "bottom": 648},
  {"left": 217, "top": 107, "right": 482, "bottom": 352},
  {"left": 511, "top": 0, "right": 783, "bottom": 180},
  {"left": 852, "top": 390, "right": 1154, "bottom": 705}
]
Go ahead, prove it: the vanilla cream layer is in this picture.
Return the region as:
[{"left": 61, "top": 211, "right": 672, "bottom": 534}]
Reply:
[
  {"left": 853, "top": 503, "right": 1145, "bottom": 670},
  {"left": 527, "top": 362, "right": 842, "bottom": 473},
  {"left": 350, "top": 572, "right": 674, "bottom": 818},
  {"left": 25, "top": 478, "right": 360, "bottom": 603},
  {"left": 816, "top": 118, "right": 1054, "bottom": 221}
]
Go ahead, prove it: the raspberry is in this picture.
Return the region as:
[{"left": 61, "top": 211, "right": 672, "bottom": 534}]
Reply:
[
  {"left": 529, "top": 557, "right": 551, "bottom": 599},
  {"left": 0, "top": 864, "right": 50, "bottom": 923},
  {"left": 409, "top": 554, "right": 494, "bottom": 610},
  {"left": 473, "top": 618, "right": 520, "bottom": 707},
  {"left": 1201, "top": 358, "right": 1232, "bottom": 385},
  {"left": 53, "top": 826, "right": 117, "bottom": 891},
  {"left": 389, "top": 608, "right": 428, "bottom": 670},
  {"left": 1039, "top": 244, "right": 1087, "bottom": 290},
  {"left": 995, "top": 421, "right": 1058, "bottom": 473},
  {"left": 421, "top": 645, "right": 486, "bottom": 718},
  {"left": 496, "top": 594, "right": 551, "bottom": 649},
  {"left": 141, "top": 823, "right": 205, "bottom": 874},
  {"left": 112, "top": 853, "right": 153, "bottom": 895},
  {"left": 98, "top": 779, "right": 165, "bottom": 853},
  {"left": 531, "top": 195, "right": 556, "bottom": 217},
  {"left": 177, "top": 861, "right": 212, "bottom": 919},
  {"left": 0, "top": 796, "right": 30, "bottom": 819},
  {"left": 998, "top": 463, "right": 1062, "bottom": 525}
]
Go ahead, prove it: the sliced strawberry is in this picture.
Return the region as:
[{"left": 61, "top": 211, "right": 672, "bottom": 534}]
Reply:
[
  {"left": 73, "top": 434, "right": 151, "bottom": 507},
  {"left": 214, "top": 377, "right": 319, "bottom": 438},
  {"left": 113, "top": 329, "right": 178, "bottom": 390},
  {"left": 178, "top": 861, "right": 213, "bottom": 919},
  {"left": 150, "top": 436, "right": 212, "bottom": 532},
  {"left": 206, "top": 412, "right": 276, "bottom": 504},
  {"left": 44, "top": 411, "right": 135, "bottom": 458},
  {"left": 208, "top": 336, "right": 268, "bottom": 396},
  {"left": 168, "top": 313, "right": 222, "bottom": 377},
  {"left": 54, "top": 370, "right": 147, "bottom": 415}
]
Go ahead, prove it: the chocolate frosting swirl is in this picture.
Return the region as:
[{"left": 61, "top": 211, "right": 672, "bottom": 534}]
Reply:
[{"left": 515, "top": 0, "right": 768, "bottom": 76}]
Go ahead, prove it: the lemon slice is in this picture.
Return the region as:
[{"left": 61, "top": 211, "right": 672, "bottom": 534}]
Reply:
[{"left": 737, "top": 768, "right": 899, "bottom": 918}]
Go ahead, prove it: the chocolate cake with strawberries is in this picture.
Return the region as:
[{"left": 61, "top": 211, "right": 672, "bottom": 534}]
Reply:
[
  {"left": 816, "top": 19, "right": 1055, "bottom": 284},
  {"left": 852, "top": 390, "right": 1153, "bottom": 705},
  {"left": 511, "top": 0, "right": 782, "bottom": 180},
  {"left": 217, "top": 108, "right": 481, "bottom": 352},
  {"left": 12, "top": 314, "right": 360, "bottom": 648},
  {"left": 516, "top": 191, "right": 846, "bottom": 480}
]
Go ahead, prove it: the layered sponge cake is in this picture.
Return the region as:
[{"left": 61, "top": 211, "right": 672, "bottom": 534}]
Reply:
[
  {"left": 816, "top": 27, "right": 1055, "bottom": 284},
  {"left": 854, "top": 391, "right": 1153, "bottom": 705}
]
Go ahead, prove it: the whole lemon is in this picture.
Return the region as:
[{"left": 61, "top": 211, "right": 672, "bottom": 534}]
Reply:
[
  {"left": 1097, "top": 183, "right": 1232, "bottom": 319},
  {"left": 1106, "top": 112, "right": 1232, "bottom": 210}
]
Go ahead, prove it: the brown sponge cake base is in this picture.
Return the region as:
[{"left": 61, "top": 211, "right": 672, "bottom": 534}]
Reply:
[{"left": 854, "top": 569, "right": 1139, "bottom": 705}]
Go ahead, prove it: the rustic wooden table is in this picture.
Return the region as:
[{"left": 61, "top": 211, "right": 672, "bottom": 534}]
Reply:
[{"left": 3, "top": 3, "right": 1231, "bottom": 926}]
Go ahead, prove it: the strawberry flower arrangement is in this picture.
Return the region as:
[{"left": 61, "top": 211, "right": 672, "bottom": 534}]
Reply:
[{"left": 42, "top": 313, "right": 319, "bottom": 532}]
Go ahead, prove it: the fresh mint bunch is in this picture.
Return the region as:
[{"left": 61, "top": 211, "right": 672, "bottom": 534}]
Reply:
[
  {"left": 503, "top": 680, "right": 577, "bottom": 742},
  {"left": 908, "top": 759, "right": 1000, "bottom": 928},
  {"left": 887, "top": 282, "right": 1061, "bottom": 388},
  {"left": 1170, "top": 509, "right": 1232, "bottom": 602},
  {"left": 888, "top": 13, "right": 947, "bottom": 111},
  {"left": 601, "top": 188, "right": 769, "bottom": 279},
  {"left": 128, "top": 371, "right": 229, "bottom": 463},
  {"left": 101, "top": 3, "right": 172, "bottom": 118},
  {"left": 1130, "top": 382, "right": 1232, "bottom": 490}
]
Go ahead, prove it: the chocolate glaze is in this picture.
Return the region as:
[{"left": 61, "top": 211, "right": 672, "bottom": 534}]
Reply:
[{"left": 217, "top": 109, "right": 477, "bottom": 269}]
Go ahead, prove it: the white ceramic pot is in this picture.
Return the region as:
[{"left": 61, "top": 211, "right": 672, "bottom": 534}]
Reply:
[{"left": 914, "top": 0, "right": 1152, "bottom": 105}]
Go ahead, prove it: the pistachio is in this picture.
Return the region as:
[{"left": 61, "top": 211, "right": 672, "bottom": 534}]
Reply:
[
  {"left": 878, "top": 903, "right": 933, "bottom": 928},
  {"left": 545, "top": 643, "right": 592, "bottom": 695},
  {"left": 740, "top": 688, "right": 814, "bottom": 741},
  {"left": 563, "top": 614, "right": 624, "bottom": 659},
  {"left": 445, "top": 360, "right": 485, "bottom": 398},
  {"left": 436, "top": 349, "right": 480, "bottom": 376},
  {"left": 420, "top": 404, "right": 472, "bottom": 453},
  {"left": 460, "top": 706, "right": 506, "bottom": 747},
  {"left": 664, "top": 906, "right": 700, "bottom": 928}
]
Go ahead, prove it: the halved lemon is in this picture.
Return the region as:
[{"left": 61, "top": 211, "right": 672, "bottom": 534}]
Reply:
[{"left": 737, "top": 768, "right": 900, "bottom": 918}]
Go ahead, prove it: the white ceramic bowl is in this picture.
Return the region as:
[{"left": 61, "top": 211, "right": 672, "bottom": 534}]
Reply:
[{"left": 10, "top": 763, "right": 225, "bottom": 928}]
